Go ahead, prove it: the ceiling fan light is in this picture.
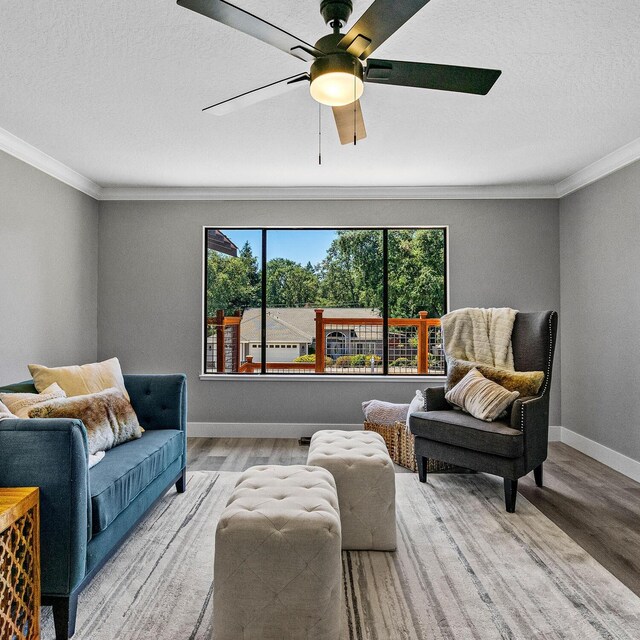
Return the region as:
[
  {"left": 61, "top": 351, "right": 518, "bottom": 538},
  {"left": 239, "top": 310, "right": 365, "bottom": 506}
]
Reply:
[
  {"left": 310, "top": 53, "right": 364, "bottom": 107},
  {"left": 310, "top": 72, "right": 364, "bottom": 106}
]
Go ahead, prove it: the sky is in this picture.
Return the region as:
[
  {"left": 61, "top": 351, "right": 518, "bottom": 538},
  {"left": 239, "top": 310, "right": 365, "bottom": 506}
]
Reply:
[{"left": 222, "top": 229, "right": 337, "bottom": 267}]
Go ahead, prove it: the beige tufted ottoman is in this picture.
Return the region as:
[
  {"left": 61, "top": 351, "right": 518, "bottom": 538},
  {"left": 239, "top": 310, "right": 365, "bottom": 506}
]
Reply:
[
  {"left": 308, "top": 430, "right": 396, "bottom": 551},
  {"left": 213, "top": 465, "right": 342, "bottom": 640}
]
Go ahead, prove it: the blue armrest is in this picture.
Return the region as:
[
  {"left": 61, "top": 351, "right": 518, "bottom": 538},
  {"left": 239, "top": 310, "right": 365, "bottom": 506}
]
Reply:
[{"left": 0, "top": 419, "right": 89, "bottom": 596}]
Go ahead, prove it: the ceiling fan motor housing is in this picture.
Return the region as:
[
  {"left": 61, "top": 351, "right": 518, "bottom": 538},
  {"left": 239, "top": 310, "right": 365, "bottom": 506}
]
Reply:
[
  {"left": 320, "top": 0, "right": 353, "bottom": 29},
  {"left": 311, "top": 51, "right": 363, "bottom": 83}
]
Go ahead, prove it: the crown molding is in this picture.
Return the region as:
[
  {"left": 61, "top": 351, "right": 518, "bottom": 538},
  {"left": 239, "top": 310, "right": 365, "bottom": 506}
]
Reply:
[
  {"left": 3, "top": 124, "right": 640, "bottom": 202},
  {"left": 556, "top": 135, "right": 640, "bottom": 198},
  {"left": 0, "top": 126, "right": 103, "bottom": 199},
  {"left": 99, "top": 184, "right": 558, "bottom": 201}
]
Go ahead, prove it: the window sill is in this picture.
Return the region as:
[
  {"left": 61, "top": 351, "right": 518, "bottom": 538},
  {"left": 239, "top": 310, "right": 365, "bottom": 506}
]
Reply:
[{"left": 199, "top": 374, "right": 447, "bottom": 383}]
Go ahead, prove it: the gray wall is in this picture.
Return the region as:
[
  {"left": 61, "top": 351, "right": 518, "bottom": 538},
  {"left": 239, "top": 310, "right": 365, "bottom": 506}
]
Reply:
[
  {"left": 98, "top": 199, "right": 561, "bottom": 429},
  {"left": 560, "top": 160, "right": 640, "bottom": 462},
  {"left": 0, "top": 151, "right": 99, "bottom": 384}
]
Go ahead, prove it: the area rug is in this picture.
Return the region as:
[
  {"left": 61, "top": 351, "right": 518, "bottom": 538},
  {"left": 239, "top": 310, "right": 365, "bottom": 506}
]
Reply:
[{"left": 41, "top": 471, "right": 640, "bottom": 639}]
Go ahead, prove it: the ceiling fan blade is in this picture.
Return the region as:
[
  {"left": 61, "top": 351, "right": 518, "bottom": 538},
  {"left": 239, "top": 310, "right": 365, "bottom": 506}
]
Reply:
[
  {"left": 203, "top": 73, "right": 309, "bottom": 114},
  {"left": 177, "top": 0, "right": 324, "bottom": 61},
  {"left": 338, "top": 0, "right": 431, "bottom": 60},
  {"left": 332, "top": 100, "right": 367, "bottom": 145},
  {"left": 365, "top": 59, "right": 502, "bottom": 95}
]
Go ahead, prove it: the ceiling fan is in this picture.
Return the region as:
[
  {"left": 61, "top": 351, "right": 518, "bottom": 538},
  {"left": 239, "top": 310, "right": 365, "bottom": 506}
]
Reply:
[{"left": 177, "top": 0, "right": 502, "bottom": 145}]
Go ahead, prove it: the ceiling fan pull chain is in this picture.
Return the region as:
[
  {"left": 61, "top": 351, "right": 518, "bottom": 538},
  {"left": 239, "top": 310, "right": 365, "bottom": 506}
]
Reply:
[
  {"left": 353, "top": 60, "right": 357, "bottom": 145},
  {"left": 319, "top": 102, "right": 322, "bottom": 165}
]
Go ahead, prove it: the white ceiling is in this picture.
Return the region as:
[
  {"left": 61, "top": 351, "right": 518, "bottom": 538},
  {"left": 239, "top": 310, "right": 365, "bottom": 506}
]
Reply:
[{"left": 1, "top": 0, "right": 640, "bottom": 190}]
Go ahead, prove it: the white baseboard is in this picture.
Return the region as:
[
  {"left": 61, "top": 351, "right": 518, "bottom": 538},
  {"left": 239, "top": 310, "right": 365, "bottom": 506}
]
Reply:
[
  {"left": 548, "top": 426, "right": 563, "bottom": 442},
  {"left": 559, "top": 427, "right": 640, "bottom": 484},
  {"left": 187, "top": 422, "right": 640, "bottom": 484},
  {"left": 188, "top": 422, "right": 363, "bottom": 438}
]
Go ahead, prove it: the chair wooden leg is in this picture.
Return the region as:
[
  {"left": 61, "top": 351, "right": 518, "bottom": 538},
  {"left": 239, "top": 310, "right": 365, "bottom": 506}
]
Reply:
[
  {"left": 417, "top": 455, "right": 428, "bottom": 483},
  {"left": 534, "top": 464, "right": 543, "bottom": 487},
  {"left": 175, "top": 468, "right": 187, "bottom": 493},
  {"left": 504, "top": 478, "right": 518, "bottom": 513},
  {"left": 50, "top": 592, "right": 78, "bottom": 639}
]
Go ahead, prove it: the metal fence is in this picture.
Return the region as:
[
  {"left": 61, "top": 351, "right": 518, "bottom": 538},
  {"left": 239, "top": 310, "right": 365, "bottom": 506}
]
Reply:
[{"left": 206, "top": 309, "right": 445, "bottom": 375}]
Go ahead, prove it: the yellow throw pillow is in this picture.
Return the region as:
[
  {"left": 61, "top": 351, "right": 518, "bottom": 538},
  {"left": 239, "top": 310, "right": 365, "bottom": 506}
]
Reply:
[
  {"left": 28, "top": 357, "right": 130, "bottom": 401},
  {"left": 0, "top": 383, "right": 67, "bottom": 419},
  {"left": 446, "top": 357, "right": 544, "bottom": 397},
  {"left": 445, "top": 368, "right": 520, "bottom": 422}
]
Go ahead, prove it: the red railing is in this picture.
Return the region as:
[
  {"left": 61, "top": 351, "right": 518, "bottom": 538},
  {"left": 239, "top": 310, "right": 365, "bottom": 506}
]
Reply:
[
  {"left": 207, "top": 311, "right": 241, "bottom": 373},
  {"left": 238, "top": 357, "right": 315, "bottom": 374},
  {"left": 207, "top": 309, "right": 444, "bottom": 375},
  {"left": 314, "top": 309, "right": 442, "bottom": 375}
]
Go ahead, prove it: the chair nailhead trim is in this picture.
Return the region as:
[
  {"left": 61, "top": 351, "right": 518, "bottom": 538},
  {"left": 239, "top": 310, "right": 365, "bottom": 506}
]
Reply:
[
  {"left": 540, "top": 311, "right": 555, "bottom": 397},
  {"left": 519, "top": 311, "right": 555, "bottom": 432}
]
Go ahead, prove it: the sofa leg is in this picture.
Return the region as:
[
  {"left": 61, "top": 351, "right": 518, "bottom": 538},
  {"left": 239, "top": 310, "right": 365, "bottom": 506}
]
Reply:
[
  {"left": 504, "top": 478, "right": 518, "bottom": 513},
  {"left": 50, "top": 592, "right": 78, "bottom": 639},
  {"left": 175, "top": 468, "right": 187, "bottom": 493},
  {"left": 534, "top": 464, "right": 543, "bottom": 487},
  {"left": 417, "top": 456, "right": 428, "bottom": 483}
]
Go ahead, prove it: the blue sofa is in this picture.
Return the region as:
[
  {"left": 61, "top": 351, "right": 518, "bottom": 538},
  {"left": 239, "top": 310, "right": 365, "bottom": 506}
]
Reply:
[{"left": 0, "top": 374, "right": 187, "bottom": 639}]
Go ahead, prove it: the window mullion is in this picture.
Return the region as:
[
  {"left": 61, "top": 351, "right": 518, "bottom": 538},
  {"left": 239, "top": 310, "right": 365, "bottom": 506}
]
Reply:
[
  {"left": 382, "top": 229, "right": 389, "bottom": 376},
  {"left": 261, "top": 230, "right": 267, "bottom": 375}
]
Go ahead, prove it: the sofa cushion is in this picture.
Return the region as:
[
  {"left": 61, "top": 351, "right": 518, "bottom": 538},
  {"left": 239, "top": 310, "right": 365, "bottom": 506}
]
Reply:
[
  {"left": 90, "top": 429, "right": 183, "bottom": 534},
  {"left": 410, "top": 410, "right": 524, "bottom": 458}
]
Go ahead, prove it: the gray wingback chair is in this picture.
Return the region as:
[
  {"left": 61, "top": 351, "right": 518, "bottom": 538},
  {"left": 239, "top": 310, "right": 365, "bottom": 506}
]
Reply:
[{"left": 409, "top": 311, "right": 557, "bottom": 512}]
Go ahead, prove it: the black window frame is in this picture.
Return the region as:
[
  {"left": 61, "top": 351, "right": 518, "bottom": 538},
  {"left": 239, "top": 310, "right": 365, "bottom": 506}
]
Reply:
[{"left": 202, "top": 226, "right": 449, "bottom": 377}]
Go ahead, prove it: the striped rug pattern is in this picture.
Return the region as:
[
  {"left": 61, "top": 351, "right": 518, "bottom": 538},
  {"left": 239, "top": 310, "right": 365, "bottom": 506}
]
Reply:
[{"left": 42, "top": 471, "right": 640, "bottom": 639}]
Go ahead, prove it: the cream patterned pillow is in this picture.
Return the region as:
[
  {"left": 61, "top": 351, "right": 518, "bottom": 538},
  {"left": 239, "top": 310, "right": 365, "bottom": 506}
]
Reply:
[
  {"left": 445, "top": 368, "right": 519, "bottom": 422},
  {"left": 0, "top": 400, "right": 18, "bottom": 421},
  {"left": 0, "top": 383, "right": 67, "bottom": 419},
  {"left": 446, "top": 356, "right": 544, "bottom": 396},
  {"left": 29, "top": 357, "right": 129, "bottom": 401}
]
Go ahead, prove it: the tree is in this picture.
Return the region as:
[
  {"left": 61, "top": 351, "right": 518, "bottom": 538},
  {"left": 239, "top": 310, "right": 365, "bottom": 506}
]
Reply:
[
  {"left": 266, "top": 258, "right": 320, "bottom": 307},
  {"left": 207, "top": 242, "right": 261, "bottom": 316},
  {"left": 317, "top": 230, "right": 383, "bottom": 308},
  {"left": 206, "top": 229, "right": 446, "bottom": 319},
  {"left": 388, "top": 229, "right": 445, "bottom": 318}
]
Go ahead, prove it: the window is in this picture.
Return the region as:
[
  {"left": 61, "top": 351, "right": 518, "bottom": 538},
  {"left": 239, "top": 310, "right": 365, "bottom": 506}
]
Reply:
[{"left": 204, "top": 228, "right": 447, "bottom": 376}]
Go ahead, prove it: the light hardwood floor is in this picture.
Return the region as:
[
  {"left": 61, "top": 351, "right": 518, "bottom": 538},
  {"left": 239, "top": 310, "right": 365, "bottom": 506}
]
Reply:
[{"left": 187, "top": 438, "right": 640, "bottom": 597}]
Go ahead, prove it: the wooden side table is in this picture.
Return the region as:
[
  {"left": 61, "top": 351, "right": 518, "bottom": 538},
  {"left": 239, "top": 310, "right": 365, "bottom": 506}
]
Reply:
[{"left": 0, "top": 488, "right": 40, "bottom": 640}]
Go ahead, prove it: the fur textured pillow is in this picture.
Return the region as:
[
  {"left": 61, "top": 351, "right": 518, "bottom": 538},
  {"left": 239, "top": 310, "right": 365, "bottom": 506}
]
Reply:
[
  {"left": 29, "top": 388, "right": 142, "bottom": 454},
  {"left": 445, "top": 368, "right": 519, "bottom": 422},
  {"left": 0, "top": 383, "right": 67, "bottom": 419},
  {"left": 446, "top": 357, "right": 544, "bottom": 397}
]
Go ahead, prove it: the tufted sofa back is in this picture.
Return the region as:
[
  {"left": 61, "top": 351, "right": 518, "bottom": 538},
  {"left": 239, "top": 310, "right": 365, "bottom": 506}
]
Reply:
[{"left": 124, "top": 374, "right": 187, "bottom": 431}]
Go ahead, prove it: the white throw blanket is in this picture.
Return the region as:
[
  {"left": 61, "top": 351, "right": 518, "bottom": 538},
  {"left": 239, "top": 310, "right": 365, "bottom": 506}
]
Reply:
[{"left": 441, "top": 307, "right": 518, "bottom": 370}]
